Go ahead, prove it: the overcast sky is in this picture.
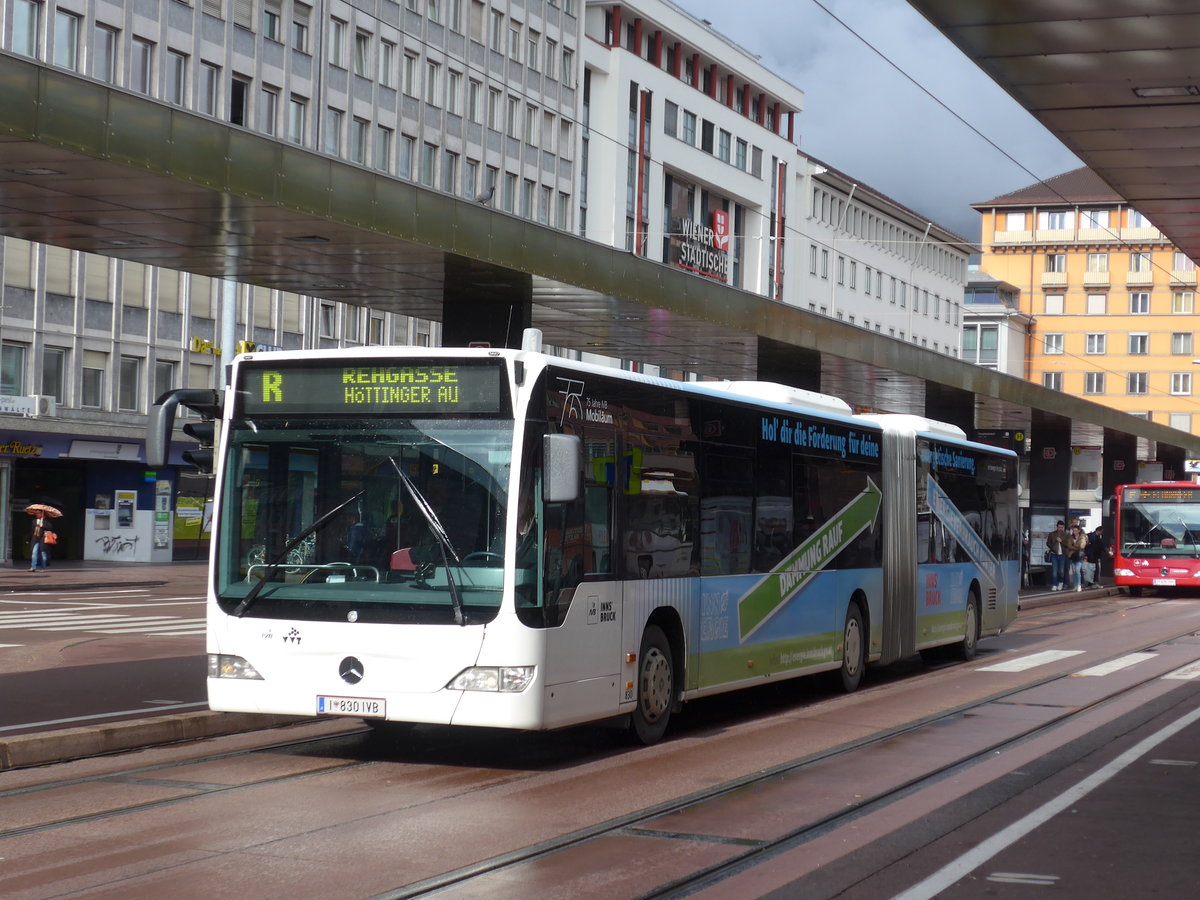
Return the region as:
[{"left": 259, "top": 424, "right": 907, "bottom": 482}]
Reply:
[{"left": 674, "top": 0, "right": 1082, "bottom": 243}]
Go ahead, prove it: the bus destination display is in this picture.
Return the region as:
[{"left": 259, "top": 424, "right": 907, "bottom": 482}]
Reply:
[
  {"left": 1123, "top": 486, "right": 1200, "bottom": 502},
  {"left": 238, "top": 362, "right": 505, "bottom": 416}
]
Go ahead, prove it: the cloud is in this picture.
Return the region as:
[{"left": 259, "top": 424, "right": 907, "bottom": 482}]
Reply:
[{"left": 675, "top": 0, "right": 1081, "bottom": 241}]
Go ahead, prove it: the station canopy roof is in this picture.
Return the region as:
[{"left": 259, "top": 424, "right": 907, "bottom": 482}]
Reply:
[{"left": 0, "top": 48, "right": 1197, "bottom": 455}]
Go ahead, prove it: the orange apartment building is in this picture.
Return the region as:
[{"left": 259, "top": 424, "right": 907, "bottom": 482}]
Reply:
[{"left": 973, "top": 168, "right": 1200, "bottom": 436}]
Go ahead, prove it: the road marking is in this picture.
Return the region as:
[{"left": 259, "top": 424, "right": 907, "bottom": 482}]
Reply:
[
  {"left": 893, "top": 703, "right": 1200, "bottom": 900},
  {"left": 1072, "top": 653, "right": 1157, "bottom": 677},
  {"left": 977, "top": 650, "right": 1085, "bottom": 672},
  {"left": 1163, "top": 660, "right": 1200, "bottom": 680},
  {"left": 986, "top": 872, "right": 1060, "bottom": 886},
  {"left": 0, "top": 702, "right": 209, "bottom": 734}
]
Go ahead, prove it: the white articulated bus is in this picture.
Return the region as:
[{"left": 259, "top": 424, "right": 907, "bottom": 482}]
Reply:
[{"left": 148, "top": 333, "right": 1019, "bottom": 743}]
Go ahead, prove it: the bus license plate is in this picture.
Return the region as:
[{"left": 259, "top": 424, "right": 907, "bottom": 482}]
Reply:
[
  {"left": 1153, "top": 578, "right": 1177, "bottom": 586},
  {"left": 317, "top": 695, "right": 386, "bottom": 718}
]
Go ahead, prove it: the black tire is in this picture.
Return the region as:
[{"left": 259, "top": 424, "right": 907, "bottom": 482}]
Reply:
[
  {"left": 631, "top": 625, "right": 674, "bottom": 744},
  {"left": 839, "top": 603, "right": 866, "bottom": 692},
  {"left": 955, "top": 592, "right": 981, "bottom": 661}
]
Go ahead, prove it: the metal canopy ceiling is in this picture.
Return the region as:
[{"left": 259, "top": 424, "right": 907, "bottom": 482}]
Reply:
[
  {"left": 0, "top": 50, "right": 1196, "bottom": 454},
  {"left": 908, "top": 0, "right": 1200, "bottom": 265}
]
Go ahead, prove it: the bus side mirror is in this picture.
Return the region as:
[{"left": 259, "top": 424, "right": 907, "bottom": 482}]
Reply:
[{"left": 544, "top": 434, "right": 581, "bottom": 504}]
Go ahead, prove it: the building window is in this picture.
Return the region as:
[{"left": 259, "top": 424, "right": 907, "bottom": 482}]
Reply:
[
  {"left": 1003, "top": 212, "right": 1024, "bottom": 231},
  {"left": 42, "top": 347, "right": 66, "bottom": 403},
  {"left": 1086, "top": 293, "right": 1106, "bottom": 315},
  {"left": 1174, "top": 291, "right": 1194, "bottom": 314},
  {"left": 354, "top": 31, "right": 371, "bottom": 77},
  {"left": 154, "top": 360, "right": 176, "bottom": 401},
  {"left": 425, "top": 61, "right": 441, "bottom": 106},
  {"left": 1129, "top": 210, "right": 1152, "bottom": 228},
  {"left": 1130, "top": 291, "right": 1150, "bottom": 314},
  {"left": 1084, "top": 372, "right": 1105, "bottom": 394},
  {"left": 263, "top": 4, "right": 281, "bottom": 41},
  {"left": 441, "top": 149, "right": 458, "bottom": 193},
  {"left": 319, "top": 302, "right": 336, "bottom": 337},
  {"left": 399, "top": 135, "right": 414, "bottom": 179},
  {"left": 1170, "top": 413, "right": 1192, "bottom": 431},
  {"left": 420, "top": 142, "right": 437, "bottom": 186},
  {"left": 259, "top": 87, "right": 279, "bottom": 135},
  {"left": 1086, "top": 252, "right": 1108, "bottom": 272},
  {"left": 200, "top": 62, "right": 219, "bottom": 116},
  {"left": 1129, "top": 251, "right": 1152, "bottom": 272},
  {"left": 1084, "top": 333, "right": 1106, "bottom": 354},
  {"left": 1044, "top": 293, "right": 1064, "bottom": 314},
  {"left": 1043, "top": 372, "right": 1063, "bottom": 391},
  {"left": 1171, "top": 373, "right": 1193, "bottom": 395},
  {"left": 447, "top": 70, "right": 462, "bottom": 115},
  {"left": 374, "top": 125, "right": 392, "bottom": 171},
  {"left": 1126, "top": 372, "right": 1149, "bottom": 394},
  {"left": 131, "top": 38, "right": 154, "bottom": 94},
  {"left": 1172, "top": 332, "right": 1193, "bottom": 355},
  {"left": 379, "top": 40, "right": 396, "bottom": 87},
  {"left": 1081, "top": 209, "right": 1110, "bottom": 228},
  {"left": 94, "top": 25, "right": 118, "bottom": 83},
  {"left": 681, "top": 111, "right": 696, "bottom": 145},
  {"left": 403, "top": 53, "right": 419, "bottom": 96},
  {"left": 13, "top": 0, "right": 39, "bottom": 58},
  {"left": 350, "top": 117, "right": 367, "bottom": 164},
  {"left": 292, "top": 3, "right": 310, "bottom": 51},
  {"left": 735, "top": 139, "right": 747, "bottom": 171},
  {"left": 324, "top": 108, "right": 343, "bottom": 155},
  {"left": 1, "top": 343, "right": 27, "bottom": 395},
  {"left": 53, "top": 10, "right": 80, "bottom": 70},
  {"left": 166, "top": 50, "right": 187, "bottom": 105},
  {"left": 288, "top": 96, "right": 306, "bottom": 143},
  {"left": 1044, "top": 333, "right": 1064, "bottom": 354},
  {"left": 1129, "top": 333, "right": 1149, "bottom": 354},
  {"left": 118, "top": 356, "right": 142, "bottom": 411},
  {"left": 1174, "top": 251, "right": 1196, "bottom": 272},
  {"left": 1045, "top": 253, "right": 1066, "bottom": 273},
  {"left": 1038, "top": 210, "right": 1071, "bottom": 229},
  {"left": 81, "top": 364, "right": 104, "bottom": 409},
  {"left": 329, "top": 18, "right": 347, "bottom": 67}
]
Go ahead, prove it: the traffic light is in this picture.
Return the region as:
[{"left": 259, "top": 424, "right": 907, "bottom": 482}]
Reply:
[{"left": 182, "top": 420, "right": 216, "bottom": 472}]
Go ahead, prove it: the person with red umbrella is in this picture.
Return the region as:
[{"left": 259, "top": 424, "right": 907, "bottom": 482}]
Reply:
[{"left": 25, "top": 503, "right": 61, "bottom": 571}]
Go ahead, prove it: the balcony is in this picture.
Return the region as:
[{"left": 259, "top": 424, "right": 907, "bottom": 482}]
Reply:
[
  {"left": 1078, "top": 227, "right": 1117, "bottom": 243},
  {"left": 1082, "top": 270, "right": 1110, "bottom": 287},
  {"left": 1121, "top": 226, "right": 1166, "bottom": 242},
  {"left": 993, "top": 229, "right": 1033, "bottom": 244},
  {"left": 1033, "top": 228, "right": 1074, "bottom": 243},
  {"left": 1171, "top": 269, "right": 1198, "bottom": 286},
  {"left": 1126, "top": 270, "right": 1154, "bottom": 286},
  {"left": 1041, "top": 271, "right": 1068, "bottom": 288}
]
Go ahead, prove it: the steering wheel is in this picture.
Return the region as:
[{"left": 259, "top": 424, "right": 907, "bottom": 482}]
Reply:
[{"left": 461, "top": 552, "right": 503, "bottom": 567}]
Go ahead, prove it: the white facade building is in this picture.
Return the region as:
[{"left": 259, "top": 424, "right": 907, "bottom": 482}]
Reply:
[{"left": 580, "top": 0, "right": 971, "bottom": 357}]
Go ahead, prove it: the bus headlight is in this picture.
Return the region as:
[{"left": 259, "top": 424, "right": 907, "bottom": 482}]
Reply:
[
  {"left": 208, "top": 654, "right": 264, "bottom": 680},
  {"left": 1114, "top": 568, "right": 1136, "bottom": 577},
  {"left": 447, "top": 666, "right": 535, "bottom": 693}
]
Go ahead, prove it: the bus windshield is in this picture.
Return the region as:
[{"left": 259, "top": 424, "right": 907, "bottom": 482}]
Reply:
[
  {"left": 1119, "top": 499, "right": 1200, "bottom": 558},
  {"left": 215, "top": 417, "right": 515, "bottom": 624}
]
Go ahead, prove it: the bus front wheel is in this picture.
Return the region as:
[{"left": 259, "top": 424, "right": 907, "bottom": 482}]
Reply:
[
  {"left": 839, "top": 603, "right": 865, "bottom": 692},
  {"left": 631, "top": 625, "right": 674, "bottom": 744}
]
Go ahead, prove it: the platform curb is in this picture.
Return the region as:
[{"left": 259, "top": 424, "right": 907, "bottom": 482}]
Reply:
[{"left": 0, "top": 711, "right": 308, "bottom": 770}]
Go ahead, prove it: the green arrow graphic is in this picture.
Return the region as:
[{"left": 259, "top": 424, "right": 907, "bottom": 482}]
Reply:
[{"left": 738, "top": 478, "right": 882, "bottom": 641}]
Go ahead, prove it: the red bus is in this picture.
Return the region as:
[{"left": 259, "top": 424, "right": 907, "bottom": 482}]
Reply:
[{"left": 1113, "top": 482, "right": 1200, "bottom": 594}]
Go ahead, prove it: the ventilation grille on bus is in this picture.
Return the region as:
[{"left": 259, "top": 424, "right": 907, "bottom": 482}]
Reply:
[{"left": 985, "top": 587, "right": 999, "bottom": 611}]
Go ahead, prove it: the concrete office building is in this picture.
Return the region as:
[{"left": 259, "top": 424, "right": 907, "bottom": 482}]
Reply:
[{"left": 0, "top": 0, "right": 972, "bottom": 564}]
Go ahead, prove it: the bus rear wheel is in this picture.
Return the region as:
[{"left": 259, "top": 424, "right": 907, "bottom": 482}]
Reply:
[
  {"left": 631, "top": 625, "right": 674, "bottom": 744},
  {"left": 839, "top": 603, "right": 865, "bottom": 692},
  {"left": 956, "top": 592, "right": 981, "bottom": 661}
]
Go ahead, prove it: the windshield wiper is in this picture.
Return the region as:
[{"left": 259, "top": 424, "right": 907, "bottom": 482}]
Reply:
[
  {"left": 232, "top": 489, "right": 366, "bottom": 617},
  {"left": 390, "top": 458, "right": 466, "bottom": 626}
]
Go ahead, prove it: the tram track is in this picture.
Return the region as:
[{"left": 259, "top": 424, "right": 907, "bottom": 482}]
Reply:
[
  {"left": 3, "top": 596, "right": 1198, "bottom": 899},
  {"left": 372, "top": 615, "right": 1200, "bottom": 898}
]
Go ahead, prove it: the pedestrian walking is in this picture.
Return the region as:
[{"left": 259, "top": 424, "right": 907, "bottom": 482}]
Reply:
[
  {"left": 1046, "top": 520, "right": 1070, "bottom": 591},
  {"left": 26, "top": 505, "right": 61, "bottom": 571}
]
